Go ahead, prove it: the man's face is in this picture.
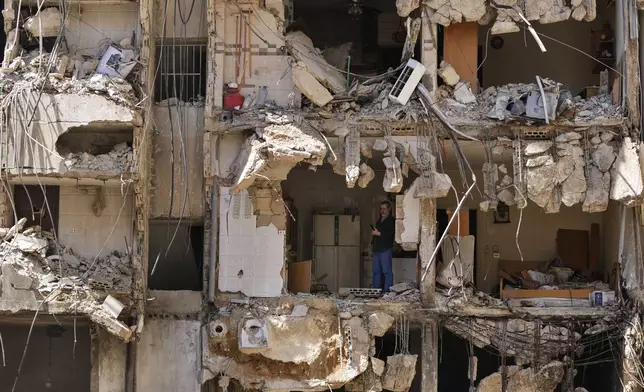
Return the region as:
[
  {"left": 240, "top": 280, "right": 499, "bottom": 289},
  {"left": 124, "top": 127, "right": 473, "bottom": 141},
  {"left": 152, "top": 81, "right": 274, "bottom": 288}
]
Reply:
[{"left": 380, "top": 204, "right": 390, "bottom": 218}]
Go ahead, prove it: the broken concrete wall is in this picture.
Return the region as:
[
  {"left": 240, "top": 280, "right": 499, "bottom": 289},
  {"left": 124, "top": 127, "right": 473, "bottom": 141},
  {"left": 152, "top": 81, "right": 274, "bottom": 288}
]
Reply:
[
  {"left": 136, "top": 319, "right": 201, "bottom": 392},
  {"left": 5, "top": 93, "right": 137, "bottom": 177},
  {"left": 218, "top": 2, "right": 295, "bottom": 107},
  {"left": 218, "top": 187, "right": 284, "bottom": 297},
  {"left": 203, "top": 308, "right": 399, "bottom": 391},
  {"left": 150, "top": 105, "right": 204, "bottom": 219}
]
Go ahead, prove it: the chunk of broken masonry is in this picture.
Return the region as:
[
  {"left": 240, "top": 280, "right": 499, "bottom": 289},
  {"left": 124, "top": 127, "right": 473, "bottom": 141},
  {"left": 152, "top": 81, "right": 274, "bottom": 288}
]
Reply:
[
  {"left": 358, "top": 163, "right": 375, "bottom": 188},
  {"left": 292, "top": 63, "right": 334, "bottom": 107},
  {"left": 438, "top": 61, "right": 460, "bottom": 87},
  {"left": 368, "top": 312, "right": 394, "bottom": 337},
  {"left": 414, "top": 172, "right": 452, "bottom": 199},
  {"left": 382, "top": 354, "right": 418, "bottom": 392},
  {"left": 610, "top": 137, "right": 644, "bottom": 206}
]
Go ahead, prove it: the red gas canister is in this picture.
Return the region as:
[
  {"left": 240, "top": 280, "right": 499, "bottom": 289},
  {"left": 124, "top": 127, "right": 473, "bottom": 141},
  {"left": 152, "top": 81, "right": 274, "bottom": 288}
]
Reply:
[{"left": 223, "top": 83, "right": 245, "bottom": 109}]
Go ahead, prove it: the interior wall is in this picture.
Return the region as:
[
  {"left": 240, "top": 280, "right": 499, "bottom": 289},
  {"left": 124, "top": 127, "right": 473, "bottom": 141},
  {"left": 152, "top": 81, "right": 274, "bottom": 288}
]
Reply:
[
  {"left": 65, "top": 4, "right": 139, "bottom": 57},
  {"left": 150, "top": 106, "right": 204, "bottom": 219},
  {"left": 0, "top": 323, "right": 91, "bottom": 392},
  {"left": 479, "top": 16, "right": 607, "bottom": 93},
  {"left": 220, "top": 2, "right": 294, "bottom": 106},
  {"left": 436, "top": 169, "right": 605, "bottom": 293},
  {"left": 148, "top": 221, "right": 203, "bottom": 291},
  {"left": 58, "top": 185, "right": 134, "bottom": 258}
]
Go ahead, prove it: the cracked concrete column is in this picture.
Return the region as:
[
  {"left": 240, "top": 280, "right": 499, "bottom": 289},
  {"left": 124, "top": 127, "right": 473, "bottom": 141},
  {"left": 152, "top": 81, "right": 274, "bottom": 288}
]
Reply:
[{"left": 421, "top": 6, "right": 438, "bottom": 97}]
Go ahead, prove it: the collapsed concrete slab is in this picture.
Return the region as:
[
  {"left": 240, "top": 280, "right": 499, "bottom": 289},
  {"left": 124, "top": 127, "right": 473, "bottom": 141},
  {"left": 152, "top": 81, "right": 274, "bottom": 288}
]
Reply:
[
  {"left": 285, "top": 31, "right": 346, "bottom": 97},
  {"left": 228, "top": 123, "right": 328, "bottom": 194},
  {"left": 382, "top": 354, "right": 418, "bottom": 392}
]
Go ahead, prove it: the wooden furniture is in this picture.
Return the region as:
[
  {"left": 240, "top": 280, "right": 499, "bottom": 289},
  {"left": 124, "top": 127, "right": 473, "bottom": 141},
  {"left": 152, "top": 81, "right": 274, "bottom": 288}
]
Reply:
[
  {"left": 288, "top": 260, "right": 312, "bottom": 294},
  {"left": 498, "top": 259, "right": 593, "bottom": 300}
]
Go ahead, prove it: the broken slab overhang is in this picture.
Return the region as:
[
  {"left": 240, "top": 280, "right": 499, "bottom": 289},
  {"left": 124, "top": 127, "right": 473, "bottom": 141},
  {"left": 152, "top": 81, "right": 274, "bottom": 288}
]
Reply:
[
  {"left": 4, "top": 92, "right": 140, "bottom": 180},
  {"left": 225, "top": 122, "right": 327, "bottom": 194},
  {"left": 0, "top": 219, "right": 135, "bottom": 342},
  {"left": 396, "top": 0, "right": 596, "bottom": 32}
]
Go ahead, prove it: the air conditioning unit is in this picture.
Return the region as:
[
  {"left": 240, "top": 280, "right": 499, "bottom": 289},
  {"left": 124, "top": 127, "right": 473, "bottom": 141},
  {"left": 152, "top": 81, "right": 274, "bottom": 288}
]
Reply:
[{"left": 388, "top": 59, "right": 426, "bottom": 105}]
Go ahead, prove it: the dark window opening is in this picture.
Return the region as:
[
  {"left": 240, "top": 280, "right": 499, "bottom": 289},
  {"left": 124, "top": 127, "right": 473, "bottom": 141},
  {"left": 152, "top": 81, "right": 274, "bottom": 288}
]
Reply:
[
  {"left": 13, "top": 185, "right": 59, "bottom": 233},
  {"left": 154, "top": 42, "right": 207, "bottom": 103},
  {"left": 0, "top": 321, "right": 91, "bottom": 392},
  {"left": 148, "top": 221, "right": 204, "bottom": 291}
]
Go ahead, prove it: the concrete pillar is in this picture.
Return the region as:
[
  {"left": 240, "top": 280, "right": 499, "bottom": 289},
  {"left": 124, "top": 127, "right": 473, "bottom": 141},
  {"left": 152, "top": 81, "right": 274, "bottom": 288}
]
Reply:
[
  {"left": 419, "top": 197, "right": 438, "bottom": 392},
  {"left": 0, "top": 184, "right": 14, "bottom": 228},
  {"left": 420, "top": 7, "right": 438, "bottom": 98}
]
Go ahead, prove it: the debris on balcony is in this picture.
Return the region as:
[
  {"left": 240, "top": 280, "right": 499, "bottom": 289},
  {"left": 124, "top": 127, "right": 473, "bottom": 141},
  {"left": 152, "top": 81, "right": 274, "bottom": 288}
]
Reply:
[
  {"left": 0, "top": 12, "right": 139, "bottom": 107},
  {"left": 62, "top": 142, "right": 133, "bottom": 173},
  {"left": 0, "top": 218, "right": 134, "bottom": 341},
  {"left": 438, "top": 80, "right": 622, "bottom": 125}
]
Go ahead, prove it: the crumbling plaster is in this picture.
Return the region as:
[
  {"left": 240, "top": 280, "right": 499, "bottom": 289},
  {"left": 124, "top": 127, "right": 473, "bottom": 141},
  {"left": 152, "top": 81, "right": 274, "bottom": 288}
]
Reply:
[
  {"left": 5, "top": 93, "right": 138, "bottom": 177},
  {"left": 150, "top": 105, "right": 205, "bottom": 219}
]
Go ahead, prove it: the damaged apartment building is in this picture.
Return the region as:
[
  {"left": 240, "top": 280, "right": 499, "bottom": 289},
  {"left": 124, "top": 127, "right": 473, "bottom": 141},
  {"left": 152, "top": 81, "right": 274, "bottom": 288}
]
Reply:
[{"left": 3, "top": 0, "right": 644, "bottom": 391}]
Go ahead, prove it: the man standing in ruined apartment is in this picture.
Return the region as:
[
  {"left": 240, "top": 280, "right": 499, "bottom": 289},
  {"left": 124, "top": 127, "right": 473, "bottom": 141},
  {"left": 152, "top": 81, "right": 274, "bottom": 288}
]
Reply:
[{"left": 372, "top": 200, "right": 395, "bottom": 292}]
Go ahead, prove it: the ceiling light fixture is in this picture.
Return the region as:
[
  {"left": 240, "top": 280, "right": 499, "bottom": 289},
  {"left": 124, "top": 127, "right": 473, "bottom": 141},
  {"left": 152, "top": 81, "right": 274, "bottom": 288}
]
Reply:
[{"left": 348, "top": 0, "right": 363, "bottom": 18}]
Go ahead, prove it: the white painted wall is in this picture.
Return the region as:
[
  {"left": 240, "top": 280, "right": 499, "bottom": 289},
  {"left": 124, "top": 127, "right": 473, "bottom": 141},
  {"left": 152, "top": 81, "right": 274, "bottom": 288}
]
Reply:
[
  {"left": 150, "top": 105, "right": 204, "bottom": 219},
  {"left": 58, "top": 185, "right": 134, "bottom": 258},
  {"left": 218, "top": 187, "right": 284, "bottom": 297},
  {"left": 135, "top": 319, "right": 201, "bottom": 392}
]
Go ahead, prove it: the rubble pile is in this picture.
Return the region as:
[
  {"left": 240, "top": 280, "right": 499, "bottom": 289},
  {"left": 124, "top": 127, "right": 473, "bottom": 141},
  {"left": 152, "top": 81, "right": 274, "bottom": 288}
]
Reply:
[
  {"left": 0, "top": 218, "right": 133, "bottom": 340},
  {"left": 439, "top": 80, "right": 622, "bottom": 125},
  {"left": 0, "top": 219, "right": 133, "bottom": 300},
  {"left": 63, "top": 142, "right": 133, "bottom": 173},
  {"left": 0, "top": 7, "right": 139, "bottom": 106},
  {"left": 0, "top": 55, "right": 138, "bottom": 106},
  {"left": 57, "top": 249, "right": 133, "bottom": 291}
]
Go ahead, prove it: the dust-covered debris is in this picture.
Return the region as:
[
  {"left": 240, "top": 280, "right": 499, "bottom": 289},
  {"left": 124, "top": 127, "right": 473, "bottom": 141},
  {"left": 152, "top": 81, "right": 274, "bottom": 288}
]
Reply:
[
  {"left": 438, "top": 81, "right": 621, "bottom": 125},
  {"left": 63, "top": 142, "right": 133, "bottom": 172},
  {"left": 0, "top": 219, "right": 133, "bottom": 341}
]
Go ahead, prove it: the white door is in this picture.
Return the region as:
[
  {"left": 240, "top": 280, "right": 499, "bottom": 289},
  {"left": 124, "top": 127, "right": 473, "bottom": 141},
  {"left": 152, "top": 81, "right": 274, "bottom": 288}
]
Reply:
[
  {"left": 338, "top": 215, "right": 360, "bottom": 246},
  {"left": 314, "top": 215, "right": 336, "bottom": 246}
]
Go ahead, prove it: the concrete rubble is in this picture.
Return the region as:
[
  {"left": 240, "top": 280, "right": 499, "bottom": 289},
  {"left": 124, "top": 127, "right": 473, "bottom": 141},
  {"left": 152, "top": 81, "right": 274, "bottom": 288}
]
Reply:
[
  {"left": 476, "top": 361, "right": 565, "bottom": 392},
  {"left": 0, "top": 219, "right": 133, "bottom": 341},
  {"left": 62, "top": 142, "right": 133, "bottom": 173},
  {"left": 438, "top": 81, "right": 621, "bottom": 125}
]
